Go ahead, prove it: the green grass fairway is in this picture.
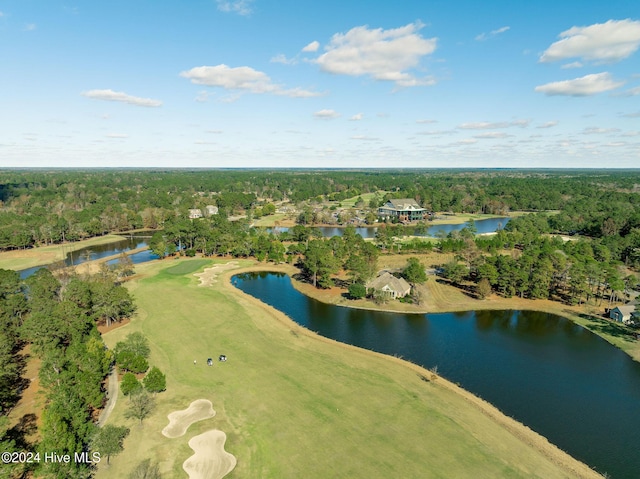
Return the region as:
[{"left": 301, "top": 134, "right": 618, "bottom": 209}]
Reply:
[
  {"left": 98, "top": 259, "right": 600, "bottom": 479},
  {"left": 163, "top": 259, "right": 213, "bottom": 275}
]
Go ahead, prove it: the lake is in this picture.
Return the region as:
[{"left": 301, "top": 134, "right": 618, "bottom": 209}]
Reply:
[
  {"left": 232, "top": 271, "right": 640, "bottom": 479},
  {"left": 18, "top": 234, "right": 156, "bottom": 279},
  {"left": 266, "top": 216, "right": 510, "bottom": 239}
]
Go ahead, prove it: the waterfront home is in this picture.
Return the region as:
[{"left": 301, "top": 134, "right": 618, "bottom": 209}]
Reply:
[
  {"left": 609, "top": 304, "right": 636, "bottom": 324},
  {"left": 367, "top": 272, "right": 411, "bottom": 299},
  {"left": 378, "top": 199, "right": 429, "bottom": 222}
]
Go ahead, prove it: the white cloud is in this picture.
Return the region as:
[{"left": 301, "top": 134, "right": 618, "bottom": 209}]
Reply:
[
  {"left": 81, "top": 89, "right": 163, "bottom": 107},
  {"left": 540, "top": 19, "right": 640, "bottom": 64},
  {"left": 302, "top": 41, "right": 319, "bottom": 53},
  {"left": 474, "top": 132, "right": 512, "bottom": 139},
  {"left": 583, "top": 127, "right": 621, "bottom": 135},
  {"left": 270, "top": 53, "right": 297, "bottom": 65},
  {"left": 216, "top": 0, "right": 254, "bottom": 16},
  {"left": 511, "top": 119, "right": 531, "bottom": 128},
  {"left": 475, "top": 26, "right": 510, "bottom": 41},
  {"left": 534, "top": 72, "right": 624, "bottom": 96},
  {"left": 561, "top": 61, "right": 583, "bottom": 69},
  {"left": 418, "top": 130, "right": 457, "bottom": 136},
  {"left": 619, "top": 85, "right": 640, "bottom": 96},
  {"left": 621, "top": 111, "right": 640, "bottom": 118},
  {"left": 106, "top": 133, "right": 129, "bottom": 139},
  {"left": 314, "top": 109, "right": 340, "bottom": 119},
  {"left": 24, "top": 23, "right": 36, "bottom": 31},
  {"left": 180, "top": 64, "right": 321, "bottom": 98},
  {"left": 416, "top": 119, "right": 437, "bottom": 124},
  {"left": 349, "top": 113, "right": 363, "bottom": 121},
  {"left": 314, "top": 22, "right": 437, "bottom": 87},
  {"left": 537, "top": 121, "right": 559, "bottom": 128},
  {"left": 458, "top": 121, "right": 508, "bottom": 129},
  {"left": 621, "top": 130, "right": 640, "bottom": 137}
]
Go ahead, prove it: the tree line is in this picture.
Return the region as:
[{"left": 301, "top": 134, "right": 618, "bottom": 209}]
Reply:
[{"left": 2, "top": 169, "right": 640, "bottom": 251}]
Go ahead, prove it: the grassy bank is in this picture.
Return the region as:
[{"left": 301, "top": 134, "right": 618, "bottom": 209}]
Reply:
[
  {"left": 0, "top": 234, "right": 126, "bottom": 271},
  {"left": 98, "top": 258, "right": 601, "bottom": 478},
  {"left": 288, "top": 251, "right": 640, "bottom": 363}
]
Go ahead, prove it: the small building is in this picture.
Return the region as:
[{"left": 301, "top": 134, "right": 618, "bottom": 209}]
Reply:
[
  {"left": 205, "top": 205, "right": 219, "bottom": 216},
  {"left": 366, "top": 272, "right": 412, "bottom": 299},
  {"left": 609, "top": 305, "right": 636, "bottom": 324},
  {"left": 378, "top": 199, "right": 428, "bottom": 222},
  {"left": 189, "top": 208, "right": 203, "bottom": 219}
]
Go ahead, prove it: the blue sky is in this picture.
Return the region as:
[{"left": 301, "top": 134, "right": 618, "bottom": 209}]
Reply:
[{"left": 1, "top": 0, "right": 639, "bottom": 168}]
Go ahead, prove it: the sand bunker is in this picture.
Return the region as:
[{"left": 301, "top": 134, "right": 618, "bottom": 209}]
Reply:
[
  {"left": 162, "top": 399, "right": 216, "bottom": 438},
  {"left": 183, "top": 430, "right": 237, "bottom": 479},
  {"left": 194, "top": 262, "right": 238, "bottom": 287}
]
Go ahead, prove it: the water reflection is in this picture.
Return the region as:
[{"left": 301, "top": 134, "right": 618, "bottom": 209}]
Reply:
[{"left": 234, "top": 271, "right": 640, "bottom": 478}]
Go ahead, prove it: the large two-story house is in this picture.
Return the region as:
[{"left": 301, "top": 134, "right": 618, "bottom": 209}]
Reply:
[{"left": 378, "top": 198, "right": 428, "bottom": 222}]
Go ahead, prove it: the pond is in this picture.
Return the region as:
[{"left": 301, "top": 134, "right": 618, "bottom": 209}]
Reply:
[
  {"left": 232, "top": 271, "right": 640, "bottom": 479},
  {"left": 18, "top": 235, "right": 155, "bottom": 279},
  {"left": 266, "top": 216, "right": 510, "bottom": 239}
]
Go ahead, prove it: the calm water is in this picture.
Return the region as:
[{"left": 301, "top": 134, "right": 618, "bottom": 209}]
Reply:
[
  {"left": 267, "top": 216, "right": 510, "bottom": 239},
  {"left": 233, "top": 271, "right": 640, "bottom": 479},
  {"left": 18, "top": 235, "right": 155, "bottom": 279}
]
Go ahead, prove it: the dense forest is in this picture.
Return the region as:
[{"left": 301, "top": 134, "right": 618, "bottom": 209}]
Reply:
[
  {"left": 1, "top": 169, "right": 640, "bottom": 478},
  {"left": 0, "top": 268, "right": 135, "bottom": 478},
  {"left": 1, "top": 169, "right": 640, "bottom": 250}
]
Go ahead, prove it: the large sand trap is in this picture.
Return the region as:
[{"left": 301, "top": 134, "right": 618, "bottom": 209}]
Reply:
[
  {"left": 194, "top": 262, "right": 238, "bottom": 287},
  {"left": 162, "top": 399, "right": 216, "bottom": 438},
  {"left": 183, "top": 430, "right": 237, "bottom": 479}
]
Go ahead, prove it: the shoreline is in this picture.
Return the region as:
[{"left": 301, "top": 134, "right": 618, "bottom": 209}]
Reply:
[
  {"left": 221, "top": 262, "right": 603, "bottom": 479},
  {"left": 291, "top": 266, "right": 640, "bottom": 363}
]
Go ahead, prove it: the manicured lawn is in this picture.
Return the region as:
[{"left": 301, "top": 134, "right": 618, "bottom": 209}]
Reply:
[{"left": 98, "top": 259, "right": 600, "bottom": 479}]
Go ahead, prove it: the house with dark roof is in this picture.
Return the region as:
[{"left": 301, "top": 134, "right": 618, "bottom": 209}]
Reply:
[
  {"left": 366, "top": 272, "right": 412, "bottom": 299},
  {"left": 378, "top": 199, "right": 428, "bottom": 222}
]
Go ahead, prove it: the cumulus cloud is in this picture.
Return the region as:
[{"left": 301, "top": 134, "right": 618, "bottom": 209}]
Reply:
[
  {"left": 81, "top": 89, "right": 163, "bottom": 107},
  {"left": 302, "top": 41, "right": 320, "bottom": 52},
  {"left": 349, "top": 113, "right": 363, "bottom": 121},
  {"left": 314, "top": 109, "right": 340, "bottom": 119},
  {"left": 534, "top": 72, "right": 624, "bottom": 96},
  {"left": 216, "top": 0, "right": 254, "bottom": 16},
  {"left": 540, "top": 19, "right": 640, "bottom": 64},
  {"left": 180, "top": 64, "right": 321, "bottom": 98},
  {"left": 314, "top": 22, "right": 437, "bottom": 87},
  {"left": 475, "top": 26, "right": 510, "bottom": 41}
]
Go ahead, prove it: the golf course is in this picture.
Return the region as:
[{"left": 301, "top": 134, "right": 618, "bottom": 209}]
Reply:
[{"left": 97, "top": 258, "right": 602, "bottom": 478}]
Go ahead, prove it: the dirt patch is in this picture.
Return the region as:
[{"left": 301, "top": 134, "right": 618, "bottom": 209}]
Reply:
[
  {"left": 162, "top": 399, "right": 216, "bottom": 438},
  {"left": 193, "top": 262, "right": 239, "bottom": 287},
  {"left": 183, "top": 429, "right": 237, "bottom": 479}
]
